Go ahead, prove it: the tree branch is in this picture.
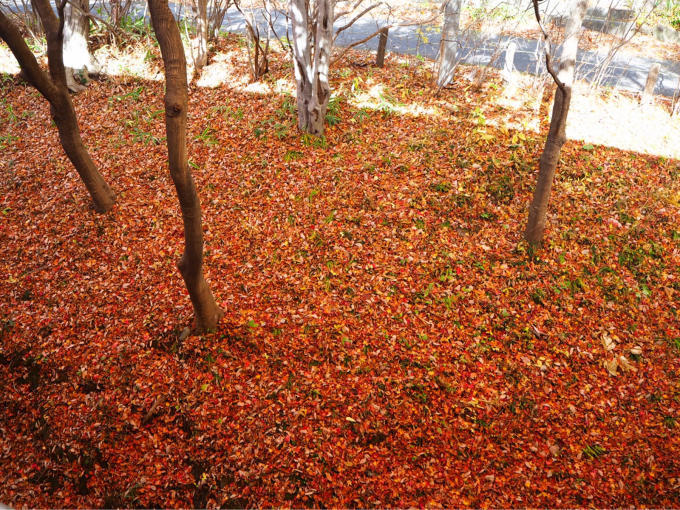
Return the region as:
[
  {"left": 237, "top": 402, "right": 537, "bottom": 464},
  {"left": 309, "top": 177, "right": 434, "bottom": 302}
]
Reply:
[
  {"left": 531, "top": 0, "right": 564, "bottom": 90},
  {"left": 57, "top": 0, "right": 67, "bottom": 39},
  {"left": 334, "top": 2, "right": 381, "bottom": 40},
  {"left": 0, "top": 7, "right": 58, "bottom": 99},
  {"left": 331, "top": 11, "right": 440, "bottom": 66}
]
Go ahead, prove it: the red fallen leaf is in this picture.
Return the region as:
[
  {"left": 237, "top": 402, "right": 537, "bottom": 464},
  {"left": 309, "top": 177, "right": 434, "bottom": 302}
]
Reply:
[{"left": 1, "top": 31, "right": 679, "bottom": 510}]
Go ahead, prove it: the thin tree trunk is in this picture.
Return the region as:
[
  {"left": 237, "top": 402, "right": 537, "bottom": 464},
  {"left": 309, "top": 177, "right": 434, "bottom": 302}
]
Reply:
[
  {"left": 0, "top": 4, "right": 115, "bottom": 213},
  {"left": 525, "top": 0, "right": 587, "bottom": 246},
  {"left": 307, "top": 0, "right": 332, "bottom": 135},
  {"left": 641, "top": 62, "right": 660, "bottom": 104},
  {"left": 525, "top": 87, "right": 571, "bottom": 244},
  {"left": 63, "top": 0, "right": 94, "bottom": 92},
  {"left": 290, "top": 0, "right": 313, "bottom": 132},
  {"left": 437, "top": 0, "right": 461, "bottom": 88},
  {"left": 147, "top": 0, "right": 224, "bottom": 333},
  {"left": 190, "top": 0, "right": 208, "bottom": 72},
  {"left": 51, "top": 91, "right": 116, "bottom": 211},
  {"left": 375, "top": 27, "right": 388, "bottom": 67}
]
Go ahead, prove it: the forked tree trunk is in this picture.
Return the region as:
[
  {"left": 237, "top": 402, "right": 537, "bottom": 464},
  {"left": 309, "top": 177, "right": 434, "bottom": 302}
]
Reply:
[
  {"left": 0, "top": 3, "right": 115, "bottom": 213},
  {"left": 63, "top": 0, "right": 95, "bottom": 92},
  {"left": 147, "top": 0, "right": 224, "bottom": 333},
  {"left": 190, "top": 0, "right": 208, "bottom": 72},
  {"left": 290, "top": 0, "right": 333, "bottom": 135},
  {"left": 437, "top": 0, "right": 462, "bottom": 88},
  {"left": 525, "top": 0, "right": 587, "bottom": 246}
]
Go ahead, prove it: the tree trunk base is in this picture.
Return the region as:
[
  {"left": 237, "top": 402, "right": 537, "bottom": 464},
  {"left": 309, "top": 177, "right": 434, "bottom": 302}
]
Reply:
[
  {"left": 192, "top": 306, "right": 225, "bottom": 334},
  {"left": 65, "top": 67, "right": 87, "bottom": 93}
]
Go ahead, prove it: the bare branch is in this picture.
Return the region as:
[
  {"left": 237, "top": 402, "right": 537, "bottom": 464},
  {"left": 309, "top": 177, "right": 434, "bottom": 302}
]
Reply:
[
  {"left": 334, "top": 2, "right": 381, "bottom": 40},
  {"left": 330, "top": 9, "right": 440, "bottom": 66},
  {"left": 334, "top": 0, "right": 367, "bottom": 20}
]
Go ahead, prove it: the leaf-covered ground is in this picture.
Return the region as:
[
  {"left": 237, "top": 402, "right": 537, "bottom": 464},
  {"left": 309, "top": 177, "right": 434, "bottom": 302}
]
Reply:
[{"left": 1, "top": 36, "right": 679, "bottom": 507}]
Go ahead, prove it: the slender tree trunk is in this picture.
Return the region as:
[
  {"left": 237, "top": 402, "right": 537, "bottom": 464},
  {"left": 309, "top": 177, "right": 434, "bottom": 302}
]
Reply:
[
  {"left": 307, "top": 0, "right": 332, "bottom": 134},
  {"left": 290, "top": 0, "right": 332, "bottom": 135},
  {"left": 52, "top": 91, "right": 116, "bottom": 210},
  {"left": 375, "top": 27, "right": 388, "bottom": 67},
  {"left": 111, "top": 0, "right": 122, "bottom": 26},
  {"left": 437, "top": 0, "right": 461, "bottom": 88},
  {"left": 525, "top": 87, "right": 571, "bottom": 244},
  {"left": 291, "top": 0, "right": 313, "bottom": 131},
  {"left": 525, "top": 0, "right": 587, "bottom": 246},
  {"left": 190, "top": 0, "right": 208, "bottom": 72},
  {"left": 641, "top": 62, "right": 660, "bottom": 104},
  {"left": 0, "top": 3, "right": 115, "bottom": 213},
  {"left": 63, "top": 0, "right": 94, "bottom": 92},
  {"left": 147, "top": 0, "right": 224, "bottom": 333}
]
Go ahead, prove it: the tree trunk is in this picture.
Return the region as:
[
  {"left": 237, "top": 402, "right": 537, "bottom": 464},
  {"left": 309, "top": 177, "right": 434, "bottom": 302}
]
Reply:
[
  {"left": 147, "top": 0, "right": 224, "bottom": 333},
  {"left": 111, "top": 0, "right": 122, "bottom": 26},
  {"left": 641, "top": 62, "right": 660, "bottom": 105},
  {"left": 375, "top": 27, "right": 388, "bottom": 67},
  {"left": 307, "top": 0, "right": 332, "bottom": 134},
  {"left": 291, "top": 0, "right": 313, "bottom": 131},
  {"left": 290, "top": 0, "right": 332, "bottom": 135},
  {"left": 63, "top": 0, "right": 95, "bottom": 92},
  {"left": 524, "top": 87, "right": 571, "bottom": 245},
  {"left": 525, "top": 0, "right": 587, "bottom": 246},
  {"left": 51, "top": 89, "right": 116, "bottom": 211},
  {"left": 501, "top": 40, "right": 517, "bottom": 85},
  {"left": 437, "top": 0, "right": 461, "bottom": 88},
  {"left": 190, "top": 0, "right": 208, "bottom": 72},
  {"left": 0, "top": 3, "right": 115, "bottom": 213}
]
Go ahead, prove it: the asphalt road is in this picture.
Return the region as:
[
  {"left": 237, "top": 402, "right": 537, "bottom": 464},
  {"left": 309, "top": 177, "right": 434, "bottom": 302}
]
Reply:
[
  {"left": 28, "top": 1, "right": 680, "bottom": 97},
  {"left": 217, "top": 6, "right": 680, "bottom": 97}
]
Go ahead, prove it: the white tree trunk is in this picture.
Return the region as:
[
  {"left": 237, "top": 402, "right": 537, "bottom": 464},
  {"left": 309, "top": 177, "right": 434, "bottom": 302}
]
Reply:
[
  {"left": 290, "top": 0, "right": 333, "bottom": 135},
  {"left": 501, "top": 40, "right": 517, "bottom": 84},
  {"left": 641, "top": 62, "right": 660, "bottom": 105},
  {"left": 190, "top": 0, "right": 208, "bottom": 72},
  {"left": 62, "top": 0, "right": 94, "bottom": 92},
  {"left": 557, "top": 0, "right": 587, "bottom": 87},
  {"left": 437, "top": 0, "right": 462, "bottom": 88}
]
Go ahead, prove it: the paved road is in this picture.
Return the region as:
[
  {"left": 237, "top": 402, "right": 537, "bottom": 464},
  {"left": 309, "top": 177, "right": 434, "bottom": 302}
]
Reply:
[
  {"left": 217, "top": 7, "right": 680, "bottom": 97},
  {"left": 35, "top": 1, "right": 680, "bottom": 97}
]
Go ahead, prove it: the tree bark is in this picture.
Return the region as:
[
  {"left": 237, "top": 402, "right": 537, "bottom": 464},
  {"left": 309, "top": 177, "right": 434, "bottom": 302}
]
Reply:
[
  {"left": 641, "top": 62, "right": 660, "bottom": 104},
  {"left": 437, "top": 0, "right": 462, "bottom": 88},
  {"left": 147, "top": 0, "right": 224, "bottom": 333},
  {"left": 0, "top": 3, "right": 115, "bottom": 213},
  {"left": 375, "top": 27, "right": 388, "bottom": 67},
  {"left": 290, "top": 0, "right": 332, "bottom": 135},
  {"left": 63, "top": 0, "right": 95, "bottom": 92},
  {"left": 525, "top": 0, "right": 587, "bottom": 246},
  {"left": 190, "top": 0, "right": 208, "bottom": 72},
  {"left": 501, "top": 40, "right": 517, "bottom": 84}
]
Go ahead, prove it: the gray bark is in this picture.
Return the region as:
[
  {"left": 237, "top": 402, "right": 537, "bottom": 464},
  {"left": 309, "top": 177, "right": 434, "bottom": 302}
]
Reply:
[
  {"left": 63, "top": 0, "right": 95, "bottom": 92},
  {"left": 290, "top": 0, "right": 333, "bottom": 135},
  {"left": 375, "top": 27, "right": 388, "bottom": 67},
  {"left": 190, "top": 0, "right": 208, "bottom": 72},
  {"left": 437, "top": 0, "right": 462, "bottom": 88},
  {"left": 641, "top": 62, "right": 660, "bottom": 104},
  {"left": 501, "top": 40, "right": 517, "bottom": 84}
]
